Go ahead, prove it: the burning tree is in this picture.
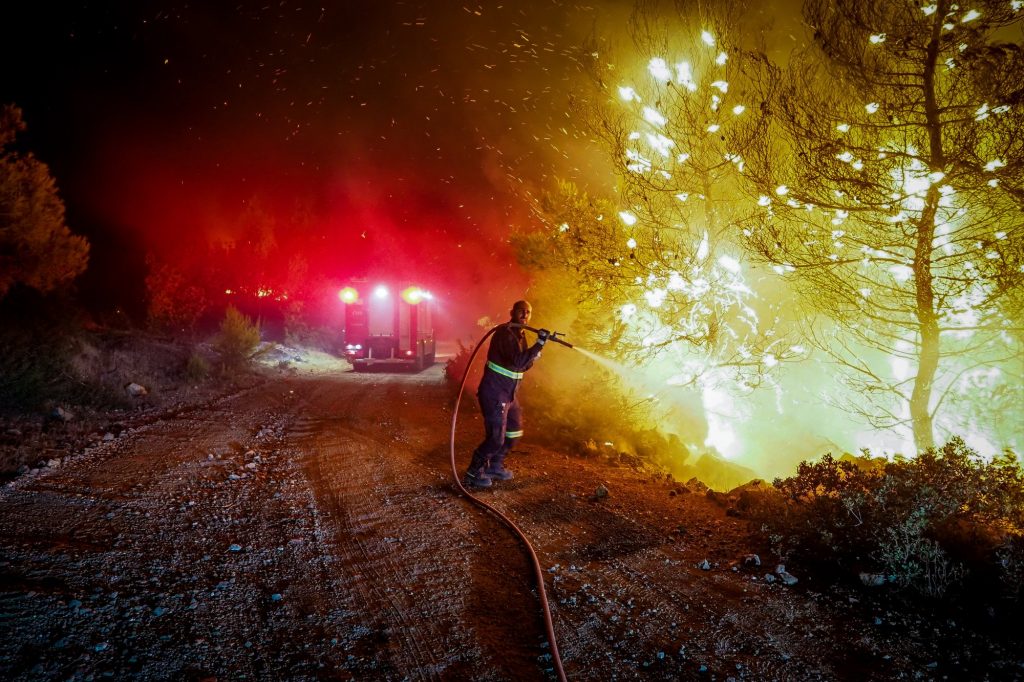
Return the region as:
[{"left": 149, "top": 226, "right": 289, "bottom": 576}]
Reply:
[
  {"left": 521, "top": 2, "right": 794, "bottom": 458},
  {"left": 544, "top": 3, "right": 785, "bottom": 368},
  {"left": 744, "top": 0, "right": 1024, "bottom": 452}
]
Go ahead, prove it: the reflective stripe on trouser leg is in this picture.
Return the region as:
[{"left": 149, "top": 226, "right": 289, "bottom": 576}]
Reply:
[
  {"left": 470, "top": 394, "right": 510, "bottom": 470},
  {"left": 492, "top": 399, "right": 523, "bottom": 467}
]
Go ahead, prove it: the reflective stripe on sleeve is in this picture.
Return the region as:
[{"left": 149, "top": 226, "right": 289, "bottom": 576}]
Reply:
[{"left": 486, "top": 360, "right": 524, "bottom": 380}]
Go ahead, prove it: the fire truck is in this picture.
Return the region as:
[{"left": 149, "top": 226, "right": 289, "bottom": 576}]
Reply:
[{"left": 338, "top": 283, "right": 436, "bottom": 372}]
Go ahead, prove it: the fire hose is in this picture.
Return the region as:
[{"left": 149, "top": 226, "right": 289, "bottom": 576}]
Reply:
[{"left": 449, "top": 323, "right": 572, "bottom": 682}]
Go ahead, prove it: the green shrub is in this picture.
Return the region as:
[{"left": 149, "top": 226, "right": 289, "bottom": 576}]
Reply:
[
  {"left": 747, "top": 454, "right": 884, "bottom": 569},
  {"left": 214, "top": 306, "right": 261, "bottom": 372},
  {"left": 184, "top": 351, "right": 210, "bottom": 382},
  {"left": 751, "top": 437, "right": 1024, "bottom": 601}
]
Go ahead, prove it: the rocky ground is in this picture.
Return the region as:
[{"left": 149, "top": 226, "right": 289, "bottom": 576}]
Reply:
[{"left": 0, "top": 344, "right": 1021, "bottom": 681}]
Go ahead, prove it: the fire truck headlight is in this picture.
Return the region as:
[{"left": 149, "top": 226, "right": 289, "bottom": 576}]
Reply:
[{"left": 401, "top": 286, "right": 425, "bottom": 305}]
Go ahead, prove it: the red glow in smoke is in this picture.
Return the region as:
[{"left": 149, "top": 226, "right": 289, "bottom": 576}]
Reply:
[{"left": 86, "top": 128, "right": 532, "bottom": 337}]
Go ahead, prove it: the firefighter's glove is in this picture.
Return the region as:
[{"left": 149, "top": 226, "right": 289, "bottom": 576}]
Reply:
[{"left": 536, "top": 328, "right": 551, "bottom": 346}]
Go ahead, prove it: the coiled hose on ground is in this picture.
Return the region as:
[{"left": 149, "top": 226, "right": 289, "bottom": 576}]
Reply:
[{"left": 448, "top": 324, "right": 568, "bottom": 682}]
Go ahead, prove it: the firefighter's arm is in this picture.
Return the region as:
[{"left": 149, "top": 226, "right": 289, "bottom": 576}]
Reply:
[{"left": 496, "top": 327, "right": 542, "bottom": 372}]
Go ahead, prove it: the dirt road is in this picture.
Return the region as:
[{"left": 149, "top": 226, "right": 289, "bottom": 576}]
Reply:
[{"left": 1, "top": 364, "right": 1019, "bottom": 680}]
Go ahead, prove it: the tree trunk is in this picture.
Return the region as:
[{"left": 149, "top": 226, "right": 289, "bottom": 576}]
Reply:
[
  {"left": 910, "top": 301, "right": 939, "bottom": 453},
  {"left": 911, "top": 190, "right": 940, "bottom": 454},
  {"left": 911, "top": 15, "right": 946, "bottom": 454}
]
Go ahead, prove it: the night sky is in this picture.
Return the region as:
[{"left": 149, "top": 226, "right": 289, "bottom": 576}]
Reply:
[{"left": 3, "top": 1, "right": 629, "bottom": 330}]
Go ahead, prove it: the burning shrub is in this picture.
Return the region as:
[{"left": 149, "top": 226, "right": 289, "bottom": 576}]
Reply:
[
  {"left": 751, "top": 438, "right": 1024, "bottom": 602},
  {"left": 214, "top": 306, "right": 261, "bottom": 372},
  {"left": 523, "top": 364, "right": 679, "bottom": 471}
]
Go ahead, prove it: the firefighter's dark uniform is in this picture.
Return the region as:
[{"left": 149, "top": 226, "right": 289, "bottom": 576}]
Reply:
[{"left": 465, "top": 323, "right": 544, "bottom": 483}]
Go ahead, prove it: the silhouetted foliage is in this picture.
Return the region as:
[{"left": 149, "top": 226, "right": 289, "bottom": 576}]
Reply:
[
  {"left": 0, "top": 104, "right": 89, "bottom": 299},
  {"left": 752, "top": 438, "right": 1024, "bottom": 601},
  {"left": 443, "top": 339, "right": 478, "bottom": 395}
]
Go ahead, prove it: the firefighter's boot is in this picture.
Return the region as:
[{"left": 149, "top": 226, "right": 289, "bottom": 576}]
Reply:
[
  {"left": 463, "top": 451, "right": 493, "bottom": 488},
  {"left": 485, "top": 451, "right": 514, "bottom": 481},
  {"left": 462, "top": 467, "right": 493, "bottom": 488}
]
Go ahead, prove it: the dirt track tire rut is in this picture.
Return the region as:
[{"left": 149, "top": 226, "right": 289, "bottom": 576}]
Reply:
[
  {"left": 0, "top": 368, "right": 553, "bottom": 680},
  {"left": 288, "top": 374, "right": 547, "bottom": 680}
]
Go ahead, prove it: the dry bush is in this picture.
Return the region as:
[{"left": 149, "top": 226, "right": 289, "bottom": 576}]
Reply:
[
  {"left": 443, "top": 340, "right": 484, "bottom": 397},
  {"left": 68, "top": 332, "right": 208, "bottom": 403},
  {"left": 0, "top": 291, "right": 107, "bottom": 409}
]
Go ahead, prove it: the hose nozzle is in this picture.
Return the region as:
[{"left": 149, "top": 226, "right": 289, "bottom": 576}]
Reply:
[
  {"left": 546, "top": 331, "right": 573, "bottom": 349},
  {"left": 509, "top": 323, "right": 574, "bottom": 349}
]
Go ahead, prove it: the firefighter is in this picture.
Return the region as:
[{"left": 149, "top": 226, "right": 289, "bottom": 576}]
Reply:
[{"left": 463, "top": 300, "right": 549, "bottom": 488}]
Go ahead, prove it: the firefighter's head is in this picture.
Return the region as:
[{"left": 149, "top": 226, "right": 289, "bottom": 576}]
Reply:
[{"left": 510, "top": 300, "right": 532, "bottom": 325}]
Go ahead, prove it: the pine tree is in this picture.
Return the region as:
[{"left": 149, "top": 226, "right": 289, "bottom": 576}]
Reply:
[
  {"left": 745, "top": 0, "right": 1024, "bottom": 451},
  {"left": 0, "top": 104, "right": 89, "bottom": 299}
]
